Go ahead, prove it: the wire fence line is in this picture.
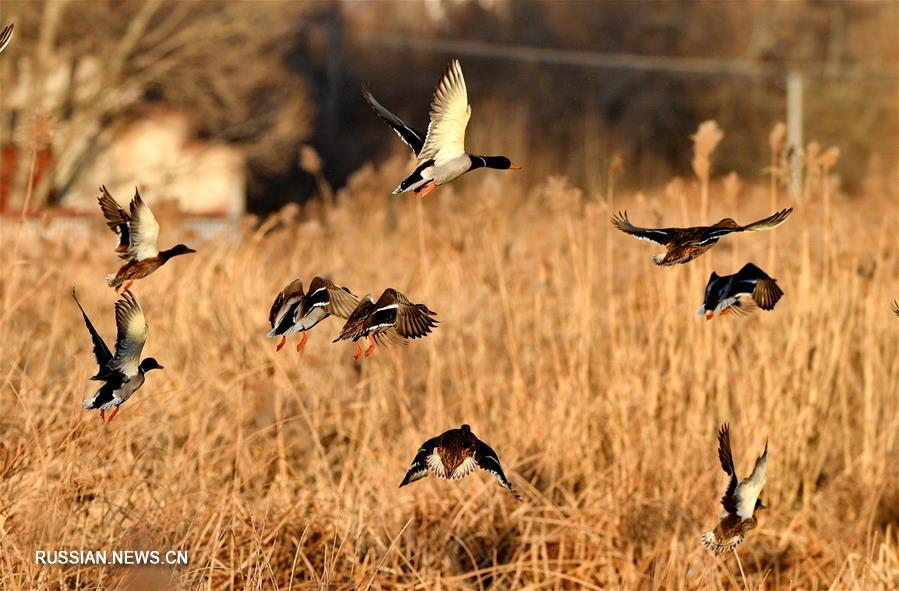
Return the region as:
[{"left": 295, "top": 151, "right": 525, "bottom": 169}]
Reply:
[{"left": 368, "top": 35, "right": 899, "bottom": 83}]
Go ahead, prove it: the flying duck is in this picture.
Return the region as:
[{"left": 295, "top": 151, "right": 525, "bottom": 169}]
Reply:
[
  {"left": 73, "top": 288, "right": 163, "bottom": 423},
  {"left": 333, "top": 288, "right": 438, "bottom": 360},
  {"left": 698, "top": 263, "right": 784, "bottom": 319},
  {"left": 0, "top": 24, "right": 13, "bottom": 54},
  {"left": 399, "top": 424, "right": 521, "bottom": 500},
  {"left": 267, "top": 276, "right": 359, "bottom": 352},
  {"left": 701, "top": 423, "right": 768, "bottom": 555},
  {"left": 363, "top": 59, "right": 520, "bottom": 197},
  {"left": 98, "top": 186, "right": 196, "bottom": 291},
  {"left": 611, "top": 208, "right": 793, "bottom": 266}
]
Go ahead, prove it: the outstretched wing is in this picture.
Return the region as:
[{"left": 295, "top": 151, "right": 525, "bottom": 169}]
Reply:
[
  {"left": 739, "top": 208, "right": 793, "bottom": 232},
  {"left": 734, "top": 441, "right": 767, "bottom": 519},
  {"left": 110, "top": 291, "right": 148, "bottom": 376},
  {"left": 127, "top": 189, "right": 160, "bottom": 261},
  {"left": 701, "top": 209, "right": 794, "bottom": 242},
  {"left": 0, "top": 24, "right": 13, "bottom": 55},
  {"left": 726, "top": 263, "right": 783, "bottom": 311},
  {"left": 610, "top": 211, "right": 675, "bottom": 245},
  {"left": 97, "top": 186, "right": 132, "bottom": 260},
  {"left": 399, "top": 436, "right": 440, "bottom": 487},
  {"left": 362, "top": 86, "right": 425, "bottom": 155},
  {"left": 418, "top": 60, "right": 471, "bottom": 166},
  {"left": 301, "top": 276, "right": 360, "bottom": 320},
  {"left": 71, "top": 288, "right": 113, "bottom": 377},
  {"left": 394, "top": 296, "right": 439, "bottom": 340},
  {"left": 717, "top": 423, "right": 739, "bottom": 514},
  {"left": 475, "top": 440, "right": 522, "bottom": 500},
  {"left": 751, "top": 277, "right": 783, "bottom": 311}
]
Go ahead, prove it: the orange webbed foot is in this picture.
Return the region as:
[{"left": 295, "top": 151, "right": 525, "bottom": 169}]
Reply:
[
  {"left": 364, "top": 336, "right": 376, "bottom": 357},
  {"left": 106, "top": 406, "right": 121, "bottom": 423},
  {"left": 275, "top": 336, "right": 286, "bottom": 352},
  {"left": 353, "top": 341, "right": 363, "bottom": 362},
  {"left": 297, "top": 332, "right": 309, "bottom": 353},
  {"left": 417, "top": 183, "right": 437, "bottom": 198}
]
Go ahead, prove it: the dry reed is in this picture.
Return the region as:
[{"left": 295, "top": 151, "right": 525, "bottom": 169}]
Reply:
[{"left": 0, "top": 144, "right": 897, "bottom": 590}]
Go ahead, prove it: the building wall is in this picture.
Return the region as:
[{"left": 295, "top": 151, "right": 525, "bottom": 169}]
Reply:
[{"left": 66, "top": 110, "right": 246, "bottom": 219}]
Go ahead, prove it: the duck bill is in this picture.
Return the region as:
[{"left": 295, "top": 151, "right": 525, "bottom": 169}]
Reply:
[{"left": 509, "top": 163, "right": 522, "bottom": 170}]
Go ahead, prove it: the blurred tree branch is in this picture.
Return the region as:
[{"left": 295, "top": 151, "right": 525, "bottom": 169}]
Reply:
[{"left": 1, "top": 0, "right": 315, "bottom": 207}]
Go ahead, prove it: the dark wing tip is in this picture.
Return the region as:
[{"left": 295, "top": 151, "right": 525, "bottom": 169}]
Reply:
[
  {"left": 717, "top": 422, "right": 735, "bottom": 475},
  {"left": 610, "top": 210, "right": 629, "bottom": 228},
  {"left": 892, "top": 301, "right": 899, "bottom": 316}
]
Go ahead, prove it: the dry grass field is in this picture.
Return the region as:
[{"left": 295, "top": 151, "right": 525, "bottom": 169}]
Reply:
[{"left": 1, "top": 142, "right": 898, "bottom": 589}]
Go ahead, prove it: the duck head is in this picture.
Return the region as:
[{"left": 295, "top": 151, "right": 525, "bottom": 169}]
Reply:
[
  {"left": 160, "top": 244, "right": 196, "bottom": 260},
  {"left": 472, "top": 156, "right": 521, "bottom": 171},
  {"left": 139, "top": 357, "right": 164, "bottom": 373},
  {"left": 713, "top": 218, "right": 740, "bottom": 229}
]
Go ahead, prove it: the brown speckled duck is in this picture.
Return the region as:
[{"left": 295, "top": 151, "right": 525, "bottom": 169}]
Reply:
[
  {"left": 399, "top": 424, "right": 521, "bottom": 500},
  {"left": 611, "top": 208, "right": 792, "bottom": 266},
  {"left": 98, "top": 186, "right": 195, "bottom": 291},
  {"left": 701, "top": 423, "right": 768, "bottom": 555},
  {"left": 333, "top": 288, "right": 437, "bottom": 360}
]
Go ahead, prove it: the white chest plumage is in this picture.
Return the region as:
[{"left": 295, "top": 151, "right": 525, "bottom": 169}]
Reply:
[{"left": 424, "top": 154, "right": 472, "bottom": 186}]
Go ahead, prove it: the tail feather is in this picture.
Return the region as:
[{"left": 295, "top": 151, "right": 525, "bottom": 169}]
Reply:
[
  {"left": 651, "top": 253, "right": 670, "bottom": 266},
  {"left": 700, "top": 529, "right": 743, "bottom": 554}
]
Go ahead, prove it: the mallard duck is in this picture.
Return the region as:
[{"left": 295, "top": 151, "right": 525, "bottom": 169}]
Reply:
[
  {"left": 363, "top": 59, "right": 520, "bottom": 197},
  {"left": 73, "top": 288, "right": 162, "bottom": 423},
  {"left": 701, "top": 423, "right": 768, "bottom": 555},
  {"left": 611, "top": 208, "right": 793, "bottom": 266},
  {"left": 333, "top": 288, "right": 438, "bottom": 360},
  {"left": 399, "top": 424, "right": 521, "bottom": 500},
  {"left": 0, "top": 24, "right": 13, "bottom": 54},
  {"left": 98, "top": 186, "right": 196, "bottom": 291},
  {"left": 267, "top": 276, "right": 359, "bottom": 352},
  {"left": 698, "top": 263, "right": 784, "bottom": 319}
]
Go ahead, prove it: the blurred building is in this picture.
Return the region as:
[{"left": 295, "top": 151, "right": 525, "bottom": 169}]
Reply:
[{"left": 69, "top": 109, "right": 246, "bottom": 220}]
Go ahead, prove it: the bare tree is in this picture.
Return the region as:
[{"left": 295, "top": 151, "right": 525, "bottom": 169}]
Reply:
[{"left": 0, "top": 0, "right": 315, "bottom": 208}]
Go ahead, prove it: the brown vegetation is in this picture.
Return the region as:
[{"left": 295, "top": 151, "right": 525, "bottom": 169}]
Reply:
[{"left": 1, "top": 127, "right": 897, "bottom": 588}]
